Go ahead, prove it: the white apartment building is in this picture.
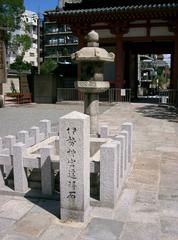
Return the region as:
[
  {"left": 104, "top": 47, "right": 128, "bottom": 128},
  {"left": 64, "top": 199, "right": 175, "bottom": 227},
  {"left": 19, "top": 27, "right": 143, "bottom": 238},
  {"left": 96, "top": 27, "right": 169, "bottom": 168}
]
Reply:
[{"left": 8, "top": 10, "right": 38, "bottom": 67}]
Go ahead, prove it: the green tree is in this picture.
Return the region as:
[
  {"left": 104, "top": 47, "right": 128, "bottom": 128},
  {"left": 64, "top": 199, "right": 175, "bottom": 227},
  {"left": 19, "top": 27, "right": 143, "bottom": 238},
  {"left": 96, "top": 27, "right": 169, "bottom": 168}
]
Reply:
[
  {"left": 0, "top": 1, "right": 24, "bottom": 94},
  {"left": 10, "top": 55, "right": 32, "bottom": 74},
  {"left": 10, "top": 34, "right": 32, "bottom": 58},
  {"left": 154, "top": 67, "right": 170, "bottom": 90},
  {"left": 0, "top": 0, "right": 24, "bottom": 31},
  {"left": 40, "top": 59, "right": 57, "bottom": 75},
  {"left": 7, "top": 2, "right": 32, "bottom": 74}
]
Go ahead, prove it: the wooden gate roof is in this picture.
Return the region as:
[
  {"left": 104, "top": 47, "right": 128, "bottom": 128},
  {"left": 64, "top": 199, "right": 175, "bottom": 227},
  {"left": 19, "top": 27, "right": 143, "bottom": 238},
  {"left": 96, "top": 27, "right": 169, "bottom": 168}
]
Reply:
[{"left": 45, "top": 2, "right": 178, "bottom": 23}]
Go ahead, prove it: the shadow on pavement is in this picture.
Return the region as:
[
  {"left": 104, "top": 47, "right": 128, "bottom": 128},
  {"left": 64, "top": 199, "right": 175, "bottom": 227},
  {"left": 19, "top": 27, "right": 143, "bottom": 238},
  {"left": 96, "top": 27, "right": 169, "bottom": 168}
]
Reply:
[{"left": 135, "top": 104, "right": 177, "bottom": 122}]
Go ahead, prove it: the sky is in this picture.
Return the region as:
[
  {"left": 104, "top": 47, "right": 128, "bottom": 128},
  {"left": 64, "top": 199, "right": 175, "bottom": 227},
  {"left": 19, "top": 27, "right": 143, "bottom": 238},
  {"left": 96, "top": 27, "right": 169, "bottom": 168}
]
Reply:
[{"left": 24, "top": 0, "right": 59, "bottom": 14}]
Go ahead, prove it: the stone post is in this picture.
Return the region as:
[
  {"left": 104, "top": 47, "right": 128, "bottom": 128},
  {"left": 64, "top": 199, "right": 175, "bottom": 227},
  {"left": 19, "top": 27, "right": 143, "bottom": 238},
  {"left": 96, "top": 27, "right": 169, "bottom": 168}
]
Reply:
[
  {"left": 40, "top": 146, "right": 54, "bottom": 195},
  {"left": 59, "top": 111, "right": 90, "bottom": 222},
  {"left": 100, "top": 125, "right": 109, "bottom": 138},
  {"left": 100, "top": 142, "right": 118, "bottom": 208},
  {"left": 39, "top": 119, "right": 51, "bottom": 138},
  {"left": 0, "top": 137, "right": 2, "bottom": 152},
  {"left": 30, "top": 126, "right": 40, "bottom": 144},
  {"left": 114, "top": 135, "right": 125, "bottom": 178},
  {"left": 4, "top": 135, "right": 16, "bottom": 177},
  {"left": 120, "top": 130, "right": 129, "bottom": 170},
  {"left": 4, "top": 135, "right": 16, "bottom": 155},
  {"left": 111, "top": 140, "right": 121, "bottom": 191},
  {"left": 17, "top": 130, "right": 29, "bottom": 145},
  {"left": 121, "top": 123, "right": 133, "bottom": 163},
  {"left": 0, "top": 137, "right": 4, "bottom": 186},
  {"left": 13, "top": 143, "right": 28, "bottom": 193}
]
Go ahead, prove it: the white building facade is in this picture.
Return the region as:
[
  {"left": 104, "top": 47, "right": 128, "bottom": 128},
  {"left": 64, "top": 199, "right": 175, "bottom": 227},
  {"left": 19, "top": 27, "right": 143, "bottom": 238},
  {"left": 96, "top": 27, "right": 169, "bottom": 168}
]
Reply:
[{"left": 8, "top": 10, "right": 38, "bottom": 67}]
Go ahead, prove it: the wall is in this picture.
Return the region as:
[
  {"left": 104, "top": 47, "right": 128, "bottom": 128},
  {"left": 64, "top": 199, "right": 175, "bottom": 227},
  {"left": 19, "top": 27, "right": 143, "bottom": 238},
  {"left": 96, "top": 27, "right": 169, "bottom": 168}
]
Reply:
[{"left": 34, "top": 74, "right": 57, "bottom": 103}]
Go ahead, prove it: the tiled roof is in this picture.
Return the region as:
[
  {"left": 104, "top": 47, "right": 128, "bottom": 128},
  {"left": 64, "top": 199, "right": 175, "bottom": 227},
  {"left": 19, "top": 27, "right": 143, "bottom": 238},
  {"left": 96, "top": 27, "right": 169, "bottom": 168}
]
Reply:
[{"left": 46, "top": 3, "right": 178, "bottom": 16}]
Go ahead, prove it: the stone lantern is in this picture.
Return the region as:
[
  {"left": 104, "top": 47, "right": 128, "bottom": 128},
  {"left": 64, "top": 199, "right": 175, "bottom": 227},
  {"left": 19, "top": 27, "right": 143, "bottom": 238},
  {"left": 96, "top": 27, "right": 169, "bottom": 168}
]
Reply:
[{"left": 71, "top": 30, "right": 115, "bottom": 136}]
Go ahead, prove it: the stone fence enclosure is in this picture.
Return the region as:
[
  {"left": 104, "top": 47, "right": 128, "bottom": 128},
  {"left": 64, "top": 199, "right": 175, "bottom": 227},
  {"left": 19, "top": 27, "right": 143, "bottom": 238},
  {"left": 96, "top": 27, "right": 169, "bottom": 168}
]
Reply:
[{"left": 0, "top": 111, "right": 133, "bottom": 222}]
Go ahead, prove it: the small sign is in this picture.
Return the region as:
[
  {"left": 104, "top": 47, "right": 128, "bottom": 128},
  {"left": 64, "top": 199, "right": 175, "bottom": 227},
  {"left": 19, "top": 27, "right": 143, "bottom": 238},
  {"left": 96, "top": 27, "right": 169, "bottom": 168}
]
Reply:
[{"left": 121, "top": 89, "right": 126, "bottom": 96}]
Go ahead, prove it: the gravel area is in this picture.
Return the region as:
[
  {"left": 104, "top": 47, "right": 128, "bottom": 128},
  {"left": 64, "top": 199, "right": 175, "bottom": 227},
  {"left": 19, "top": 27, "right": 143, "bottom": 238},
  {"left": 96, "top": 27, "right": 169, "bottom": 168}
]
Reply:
[{"left": 0, "top": 103, "right": 110, "bottom": 137}]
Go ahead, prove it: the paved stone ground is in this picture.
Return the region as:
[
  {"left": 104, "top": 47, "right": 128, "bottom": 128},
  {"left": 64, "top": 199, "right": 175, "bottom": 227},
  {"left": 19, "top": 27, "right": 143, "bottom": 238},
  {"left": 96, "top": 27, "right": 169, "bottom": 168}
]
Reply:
[
  {"left": 0, "top": 103, "right": 109, "bottom": 137},
  {"left": 0, "top": 102, "right": 178, "bottom": 240}
]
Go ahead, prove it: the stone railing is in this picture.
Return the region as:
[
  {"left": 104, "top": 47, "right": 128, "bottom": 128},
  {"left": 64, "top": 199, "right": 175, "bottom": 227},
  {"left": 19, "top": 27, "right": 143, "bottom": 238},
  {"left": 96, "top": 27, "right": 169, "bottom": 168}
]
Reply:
[{"left": 0, "top": 111, "right": 133, "bottom": 222}]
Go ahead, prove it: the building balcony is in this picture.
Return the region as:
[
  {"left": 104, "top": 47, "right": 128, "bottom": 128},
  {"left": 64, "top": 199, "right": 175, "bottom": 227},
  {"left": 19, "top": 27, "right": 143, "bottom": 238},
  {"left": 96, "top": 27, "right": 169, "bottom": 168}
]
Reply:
[
  {"left": 32, "top": 43, "right": 37, "bottom": 49},
  {"left": 32, "top": 34, "right": 37, "bottom": 40},
  {"left": 44, "top": 42, "right": 78, "bottom": 47},
  {"left": 44, "top": 54, "right": 71, "bottom": 59},
  {"left": 44, "top": 31, "right": 73, "bottom": 35}
]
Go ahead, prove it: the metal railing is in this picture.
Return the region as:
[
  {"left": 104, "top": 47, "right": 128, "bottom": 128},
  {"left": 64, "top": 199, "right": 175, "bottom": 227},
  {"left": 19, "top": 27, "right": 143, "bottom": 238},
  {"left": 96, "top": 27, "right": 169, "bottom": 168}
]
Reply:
[
  {"left": 57, "top": 88, "right": 131, "bottom": 103},
  {"left": 158, "top": 89, "right": 178, "bottom": 106}
]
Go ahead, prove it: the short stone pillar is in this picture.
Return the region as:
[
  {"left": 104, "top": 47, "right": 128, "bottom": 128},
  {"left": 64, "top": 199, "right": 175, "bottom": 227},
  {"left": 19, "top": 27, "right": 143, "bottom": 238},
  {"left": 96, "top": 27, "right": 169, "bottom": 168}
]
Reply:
[
  {"left": 100, "top": 142, "right": 118, "bottom": 208},
  {"left": 40, "top": 146, "right": 54, "bottom": 195},
  {"left": 30, "top": 126, "right": 40, "bottom": 144},
  {"left": 4, "top": 135, "right": 16, "bottom": 177},
  {"left": 59, "top": 111, "right": 90, "bottom": 222},
  {"left": 39, "top": 119, "right": 51, "bottom": 138},
  {"left": 0, "top": 137, "right": 2, "bottom": 152},
  {"left": 4, "top": 135, "right": 16, "bottom": 155},
  {"left": 13, "top": 143, "right": 28, "bottom": 193},
  {"left": 120, "top": 130, "right": 129, "bottom": 171},
  {"left": 114, "top": 135, "right": 125, "bottom": 179},
  {"left": 17, "top": 130, "right": 29, "bottom": 145},
  {"left": 121, "top": 122, "right": 133, "bottom": 163},
  {"left": 100, "top": 125, "right": 109, "bottom": 138},
  {"left": 111, "top": 140, "right": 121, "bottom": 192}
]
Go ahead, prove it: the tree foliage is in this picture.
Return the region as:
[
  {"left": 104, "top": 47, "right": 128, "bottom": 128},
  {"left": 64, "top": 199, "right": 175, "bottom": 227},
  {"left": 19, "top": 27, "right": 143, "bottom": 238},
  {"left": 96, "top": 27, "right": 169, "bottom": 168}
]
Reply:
[
  {"left": 40, "top": 59, "right": 57, "bottom": 75},
  {"left": 10, "top": 55, "right": 31, "bottom": 74},
  {"left": 0, "top": 0, "right": 24, "bottom": 31},
  {"left": 10, "top": 34, "right": 32, "bottom": 57}
]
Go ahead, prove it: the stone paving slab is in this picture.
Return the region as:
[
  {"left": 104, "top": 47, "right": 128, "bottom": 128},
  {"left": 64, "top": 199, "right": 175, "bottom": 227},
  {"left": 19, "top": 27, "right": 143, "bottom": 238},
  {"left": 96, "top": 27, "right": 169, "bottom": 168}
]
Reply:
[
  {"left": 10, "top": 212, "right": 56, "bottom": 238},
  {"left": 120, "top": 222, "right": 160, "bottom": 240},
  {"left": 1, "top": 234, "right": 38, "bottom": 240},
  {"left": 30, "top": 199, "right": 60, "bottom": 217},
  {"left": 159, "top": 199, "right": 178, "bottom": 218},
  {"left": 78, "top": 218, "right": 124, "bottom": 240},
  {"left": 0, "top": 199, "right": 34, "bottom": 220},
  {"left": 160, "top": 216, "right": 178, "bottom": 236},
  {"left": 0, "top": 218, "right": 16, "bottom": 233},
  {"left": 114, "top": 189, "right": 136, "bottom": 222},
  {"left": 40, "top": 224, "right": 81, "bottom": 240}
]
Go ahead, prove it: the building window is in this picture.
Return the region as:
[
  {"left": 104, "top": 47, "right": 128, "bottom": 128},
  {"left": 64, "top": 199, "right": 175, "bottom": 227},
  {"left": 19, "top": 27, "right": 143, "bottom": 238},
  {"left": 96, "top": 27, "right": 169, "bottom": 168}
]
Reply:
[
  {"left": 66, "top": 35, "right": 73, "bottom": 44},
  {"left": 58, "top": 36, "right": 65, "bottom": 44},
  {"left": 33, "top": 26, "right": 37, "bottom": 34},
  {"left": 73, "top": 36, "right": 78, "bottom": 43},
  {"left": 30, "top": 52, "right": 35, "bottom": 57},
  {"left": 58, "top": 25, "right": 65, "bottom": 32},
  {"left": 66, "top": 25, "right": 71, "bottom": 32}
]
